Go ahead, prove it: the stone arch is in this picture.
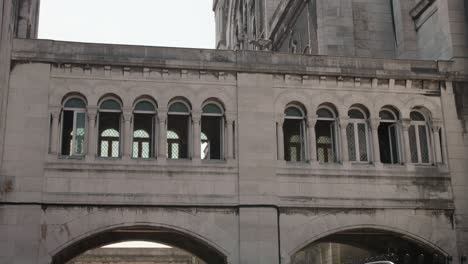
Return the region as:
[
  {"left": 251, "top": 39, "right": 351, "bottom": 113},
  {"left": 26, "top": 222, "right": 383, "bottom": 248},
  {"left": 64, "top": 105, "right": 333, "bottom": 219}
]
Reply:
[
  {"left": 281, "top": 210, "right": 457, "bottom": 264},
  {"left": 343, "top": 97, "right": 375, "bottom": 118},
  {"left": 43, "top": 207, "right": 235, "bottom": 264},
  {"left": 197, "top": 90, "right": 235, "bottom": 114},
  {"left": 160, "top": 87, "right": 198, "bottom": 112},
  {"left": 274, "top": 90, "right": 312, "bottom": 115},
  {"left": 374, "top": 96, "right": 406, "bottom": 119},
  {"left": 404, "top": 97, "right": 442, "bottom": 119},
  {"left": 311, "top": 93, "right": 345, "bottom": 117}
]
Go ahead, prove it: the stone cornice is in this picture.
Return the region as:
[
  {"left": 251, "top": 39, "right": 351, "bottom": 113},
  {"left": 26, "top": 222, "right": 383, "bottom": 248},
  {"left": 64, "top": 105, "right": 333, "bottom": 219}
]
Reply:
[{"left": 11, "top": 39, "right": 455, "bottom": 81}]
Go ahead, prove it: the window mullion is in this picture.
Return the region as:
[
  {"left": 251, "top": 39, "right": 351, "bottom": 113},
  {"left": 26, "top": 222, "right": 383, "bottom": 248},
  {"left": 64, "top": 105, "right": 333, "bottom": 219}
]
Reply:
[
  {"left": 354, "top": 122, "right": 359, "bottom": 162},
  {"left": 415, "top": 125, "right": 422, "bottom": 164}
]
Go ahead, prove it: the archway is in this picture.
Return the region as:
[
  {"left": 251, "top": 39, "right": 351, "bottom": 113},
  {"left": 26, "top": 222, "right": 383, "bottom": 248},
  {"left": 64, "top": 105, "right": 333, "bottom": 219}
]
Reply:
[
  {"left": 52, "top": 225, "right": 227, "bottom": 264},
  {"left": 290, "top": 228, "right": 448, "bottom": 264}
]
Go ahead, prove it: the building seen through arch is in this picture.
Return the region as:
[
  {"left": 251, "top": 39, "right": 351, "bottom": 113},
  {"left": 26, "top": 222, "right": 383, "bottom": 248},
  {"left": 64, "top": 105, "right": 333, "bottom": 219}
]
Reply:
[{"left": 0, "top": 0, "right": 468, "bottom": 263}]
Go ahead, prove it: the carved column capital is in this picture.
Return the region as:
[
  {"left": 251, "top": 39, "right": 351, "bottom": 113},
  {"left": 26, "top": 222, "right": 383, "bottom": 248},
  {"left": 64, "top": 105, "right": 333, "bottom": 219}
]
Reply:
[
  {"left": 276, "top": 114, "right": 285, "bottom": 125},
  {"left": 369, "top": 118, "right": 381, "bottom": 129},
  {"left": 192, "top": 112, "right": 202, "bottom": 123},
  {"left": 430, "top": 119, "right": 443, "bottom": 132},
  {"left": 307, "top": 116, "right": 318, "bottom": 127},
  {"left": 401, "top": 118, "right": 412, "bottom": 131},
  {"left": 122, "top": 112, "right": 133, "bottom": 122},
  {"left": 49, "top": 105, "right": 61, "bottom": 118},
  {"left": 339, "top": 117, "right": 350, "bottom": 127}
]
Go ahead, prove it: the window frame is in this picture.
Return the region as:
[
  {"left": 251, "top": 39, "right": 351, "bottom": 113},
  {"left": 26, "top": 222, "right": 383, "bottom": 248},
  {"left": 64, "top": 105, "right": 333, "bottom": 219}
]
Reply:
[
  {"left": 61, "top": 96, "right": 87, "bottom": 157},
  {"left": 97, "top": 98, "right": 123, "bottom": 159},
  {"left": 201, "top": 102, "right": 225, "bottom": 161},
  {"left": 379, "top": 108, "right": 402, "bottom": 165},
  {"left": 409, "top": 110, "right": 432, "bottom": 165},
  {"left": 316, "top": 105, "right": 339, "bottom": 163},
  {"left": 347, "top": 107, "right": 370, "bottom": 163},
  {"left": 284, "top": 105, "right": 307, "bottom": 162},
  {"left": 132, "top": 99, "right": 157, "bottom": 159},
  {"left": 167, "top": 100, "right": 192, "bottom": 160}
]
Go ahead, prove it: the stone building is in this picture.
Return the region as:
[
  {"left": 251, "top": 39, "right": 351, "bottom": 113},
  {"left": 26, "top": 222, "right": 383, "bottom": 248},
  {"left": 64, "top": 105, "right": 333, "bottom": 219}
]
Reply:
[{"left": 0, "top": 0, "right": 467, "bottom": 263}]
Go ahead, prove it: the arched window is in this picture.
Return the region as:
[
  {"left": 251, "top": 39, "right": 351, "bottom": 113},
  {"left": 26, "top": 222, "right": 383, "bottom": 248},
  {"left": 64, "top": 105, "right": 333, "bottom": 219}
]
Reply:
[
  {"left": 133, "top": 100, "right": 156, "bottom": 159},
  {"left": 98, "top": 99, "right": 122, "bottom": 158},
  {"left": 61, "top": 97, "right": 87, "bottom": 156},
  {"left": 409, "top": 110, "right": 431, "bottom": 164},
  {"left": 378, "top": 107, "right": 401, "bottom": 164},
  {"left": 347, "top": 107, "right": 370, "bottom": 163},
  {"left": 201, "top": 103, "right": 224, "bottom": 160},
  {"left": 284, "top": 105, "right": 306, "bottom": 162},
  {"left": 167, "top": 101, "right": 191, "bottom": 159},
  {"left": 316, "top": 106, "right": 338, "bottom": 163}
]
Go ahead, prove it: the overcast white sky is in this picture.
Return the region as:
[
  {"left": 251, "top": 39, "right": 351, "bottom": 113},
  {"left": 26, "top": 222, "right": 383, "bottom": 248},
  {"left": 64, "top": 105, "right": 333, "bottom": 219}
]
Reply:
[{"left": 38, "top": 0, "right": 216, "bottom": 49}]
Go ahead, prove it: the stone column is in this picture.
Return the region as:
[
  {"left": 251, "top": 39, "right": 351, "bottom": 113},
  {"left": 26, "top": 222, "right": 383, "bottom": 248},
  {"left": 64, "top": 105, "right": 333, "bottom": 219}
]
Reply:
[
  {"left": 276, "top": 116, "right": 284, "bottom": 161},
  {"left": 370, "top": 118, "right": 382, "bottom": 166},
  {"left": 86, "top": 107, "right": 98, "bottom": 159},
  {"left": 339, "top": 117, "right": 350, "bottom": 164},
  {"left": 307, "top": 116, "right": 318, "bottom": 163},
  {"left": 49, "top": 106, "right": 61, "bottom": 155},
  {"left": 401, "top": 119, "right": 413, "bottom": 165},
  {"left": 225, "top": 114, "right": 236, "bottom": 160},
  {"left": 158, "top": 110, "right": 167, "bottom": 159},
  {"left": 431, "top": 120, "right": 443, "bottom": 164},
  {"left": 192, "top": 112, "right": 201, "bottom": 160},
  {"left": 122, "top": 111, "right": 133, "bottom": 159}
]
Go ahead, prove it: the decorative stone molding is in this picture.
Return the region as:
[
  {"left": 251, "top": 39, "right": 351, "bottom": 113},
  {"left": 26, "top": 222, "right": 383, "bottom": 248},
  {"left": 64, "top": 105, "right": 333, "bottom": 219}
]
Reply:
[{"left": 410, "top": 0, "right": 436, "bottom": 20}]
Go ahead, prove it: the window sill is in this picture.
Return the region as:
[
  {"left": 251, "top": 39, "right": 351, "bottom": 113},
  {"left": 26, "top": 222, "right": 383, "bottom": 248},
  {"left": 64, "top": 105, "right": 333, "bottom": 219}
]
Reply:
[
  {"left": 58, "top": 155, "right": 85, "bottom": 160},
  {"left": 96, "top": 157, "right": 122, "bottom": 161}
]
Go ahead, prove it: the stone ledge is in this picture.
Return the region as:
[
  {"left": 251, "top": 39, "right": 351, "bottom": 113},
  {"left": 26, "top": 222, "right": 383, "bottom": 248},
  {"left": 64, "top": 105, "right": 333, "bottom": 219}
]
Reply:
[{"left": 11, "top": 38, "right": 453, "bottom": 80}]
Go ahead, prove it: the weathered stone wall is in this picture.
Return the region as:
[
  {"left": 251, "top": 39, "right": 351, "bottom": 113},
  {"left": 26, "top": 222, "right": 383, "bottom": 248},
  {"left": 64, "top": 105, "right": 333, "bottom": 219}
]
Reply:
[{"left": 0, "top": 39, "right": 463, "bottom": 263}]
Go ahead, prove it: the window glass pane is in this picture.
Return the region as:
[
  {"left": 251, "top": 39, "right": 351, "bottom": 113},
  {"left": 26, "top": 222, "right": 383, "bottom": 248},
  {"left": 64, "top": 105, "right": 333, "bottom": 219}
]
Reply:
[
  {"left": 317, "top": 108, "right": 334, "bottom": 119},
  {"left": 141, "top": 142, "right": 150, "bottom": 158},
  {"left": 101, "top": 100, "right": 121, "bottom": 110},
  {"left": 135, "top": 101, "right": 156, "bottom": 112},
  {"left": 134, "top": 130, "right": 150, "bottom": 138},
  {"left": 111, "top": 141, "right": 119, "bottom": 157},
  {"left": 203, "top": 104, "right": 223, "bottom": 114},
  {"left": 101, "top": 129, "right": 119, "bottom": 137},
  {"left": 133, "top": 142, "right": 139, "bottom": 158},
  {"left": 167, "top": 114, "right": 189, "bottom": 159},
  {"left": 74, "top": 112, "right": 86, "bottom": 155},
  {"left": 379, "top": 110, "right": 396, "bottom": 121},
  {"left": 169, "top": 102, "right": 189, "bottom": 113},
  {"left": 409, "top": 125, "right": 419, "bottom": 163},
  {"left": 347, "top": 124, "right": 356, "bottom": 161},
  {"left": 410, "top": 111, "right": 425, "bottom": 121},
  {"left": 419, "top": 125, "right": 430, "bottom": 163},
  {"left": 65, "top": 98, "right": 86, "bottom": 109},
  {"left": 348, "top": 109, "right": 365, "bottom": 119},
  {"left": 101, "top": 141, "right": 109, "bottom": 157},
  {"left": 285, "top": 107, "right": 303, "bottom": 117},
  {"left": 358, "top": 123, "right": 368, "bottom": 161}
]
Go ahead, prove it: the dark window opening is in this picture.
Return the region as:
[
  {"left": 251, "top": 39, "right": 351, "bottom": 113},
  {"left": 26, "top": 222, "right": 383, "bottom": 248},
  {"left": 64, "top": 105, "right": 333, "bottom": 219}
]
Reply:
[
  {"left": 61, "top": 98, "right": 86, "bottom": 156},
  {"left": 316, "top": 120, "right": 336, "bottom": 163},
  {"left": 98, "top": 112, "right": 121, "bottom": 158},
  {"left": 379, "top": 123, "right": 400, "bottom": 164},
  {"left": 201, "top": 116, "right": 223, "bottom": 160},
  {"left": 284, "top": 119, "right": 304, "bottom": 162},
  {"left": 133, "top": 114, "right": 155, "bottom": 159},
  {"left": 167, "top": 115, "right": 189, "bottom": 159}
]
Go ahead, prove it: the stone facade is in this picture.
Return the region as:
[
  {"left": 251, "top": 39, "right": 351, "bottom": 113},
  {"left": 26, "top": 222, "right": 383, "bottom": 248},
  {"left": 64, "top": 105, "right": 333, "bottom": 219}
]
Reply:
[{"left": 0, "top": 0, "right": 467, "bottom": 264}]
